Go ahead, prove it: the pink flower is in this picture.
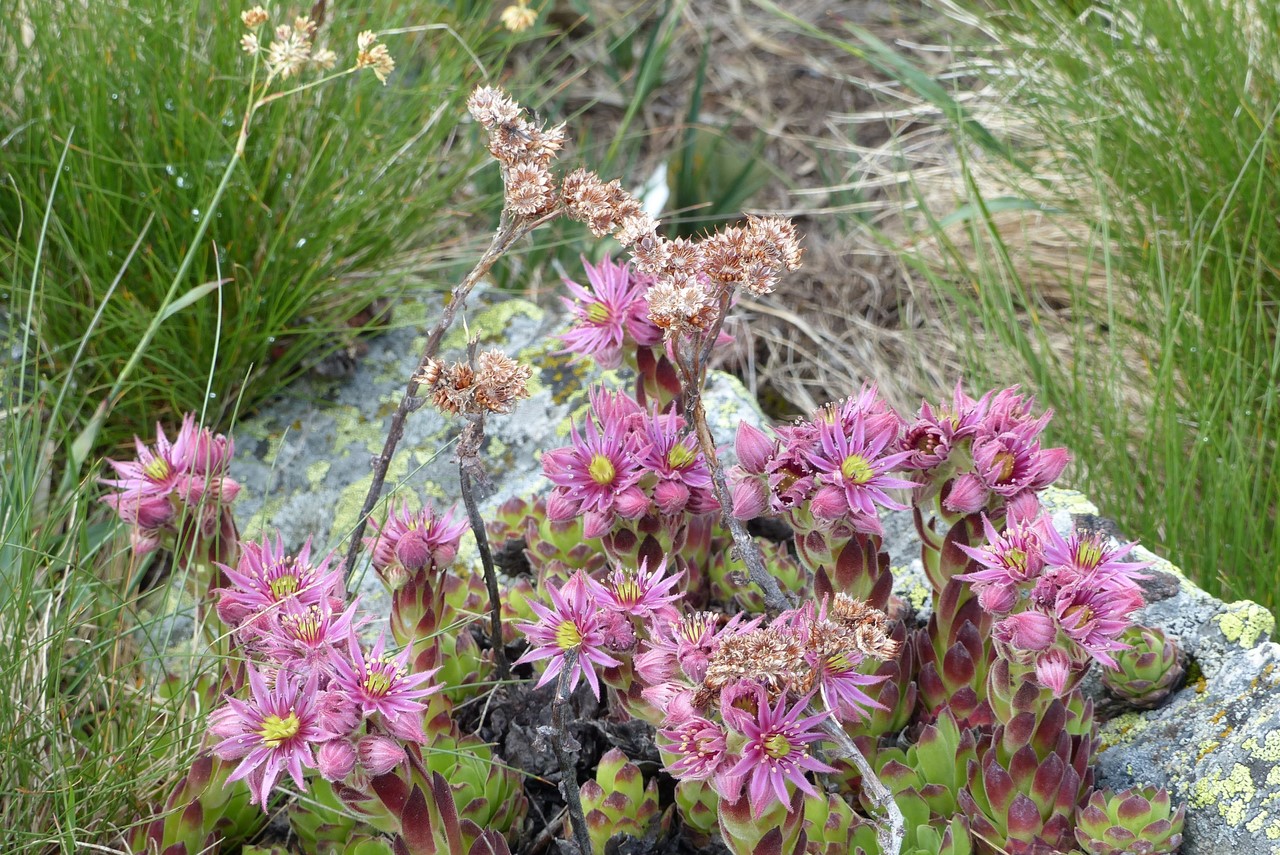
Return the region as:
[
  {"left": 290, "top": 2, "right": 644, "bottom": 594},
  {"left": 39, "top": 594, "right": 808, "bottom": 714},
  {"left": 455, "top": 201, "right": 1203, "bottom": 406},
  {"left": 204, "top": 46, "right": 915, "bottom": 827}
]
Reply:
[
  {"left": 366, "top": 501, "right": 468, "bottom": 575},
  {"left": 633, "top": 410, "right": 718, "bottom": 516},
  {"left": 99, "top": 413, "right": 240, "bottom": 552},
  {"left": 542, "top": 408, "right": 647, "bottom": 539},
  {"left": 1041, "top": 526, "right": 1150, "bottom": 594},
  {"left": 558, "top": 256, "right": 659, "bottom": 368},
  {"left": 971, "top": 430, "right": 1068, "bottom": 498},
  {"left": 1051, "top": 582, "right": 1137, "bottom": 669},
  {"left": 1034, "top": 647, "right": 1073, "bottom": 696},
  {"left": 955, "top": 514, "right": 1050, "bottom": 613},
  {"left": 601, "top": 559, "right": 683, "bottom": 622},
  {"left": 661, "top": 715, "right": 743, "bottom": 799},
  {"left": 514, "top": 571, "right": 621, "bottom": 698},
  {"left": 801, "top": 414, "right": 914, "bottom": 529},
  {"left": 724, "top": 687, "right": 836, "bottom": 817},
  {"left": 330, "top": 631, "right": 441, "bottom": 740},
  {"left": 216, "top": 535, "right": 343, "bottom": 630},
  {"left": 899, "top": 383, "right": 991, "bottom": 470},
  {"left": 262, "top": 597, "right": 363, "bottom": 673},
  {"left": 211, "top": 665, "right": 331, "bottom": 808}
]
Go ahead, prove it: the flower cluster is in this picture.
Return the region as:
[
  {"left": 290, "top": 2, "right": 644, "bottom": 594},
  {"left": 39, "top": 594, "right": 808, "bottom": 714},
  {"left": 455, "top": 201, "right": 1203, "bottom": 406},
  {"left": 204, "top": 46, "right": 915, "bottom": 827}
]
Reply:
[
  {"left": 514, "top": 562, "right": 682, "bottom": 698},
  {"left": 467, "top": 86, "right": 566, "bottom": 216},
  {"left": 100, "top": 414, "right": 240, "bottom": 556},
  {"left": 557, "top": 256, "right": 662, "bottom": 369},
  {"left": 414, "top": 349, "right": 534, "bottom": 416},
  {"left": 365, "top": 500, "right": 469, "bottom": 582},
  {"left": 639, "top": 594, "right": 898, "bottom": 817},
  {"left": 731, "top": 386, "right": 913, "bottom": 537},
  {"left": 239, "top": 8, "right": 336, "bottom": 78},
  {"left": 899, "top": 384, "right": 1069, "bottom": 521},
  {"left": 541, "top": 388, "right": 717, "bottom": 539},
  {"left": 210, "top": 533, "right": 442, "bottom": 807},
  {"left": 957, "top": 514, "right": 1149, "bottom": 694}
]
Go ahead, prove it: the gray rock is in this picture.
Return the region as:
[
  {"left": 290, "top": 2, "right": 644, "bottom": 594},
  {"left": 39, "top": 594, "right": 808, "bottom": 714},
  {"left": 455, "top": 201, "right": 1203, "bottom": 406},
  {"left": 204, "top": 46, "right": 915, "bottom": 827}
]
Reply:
[{"left": 162, "top": 286, "right": 1279, "bottom": 853}]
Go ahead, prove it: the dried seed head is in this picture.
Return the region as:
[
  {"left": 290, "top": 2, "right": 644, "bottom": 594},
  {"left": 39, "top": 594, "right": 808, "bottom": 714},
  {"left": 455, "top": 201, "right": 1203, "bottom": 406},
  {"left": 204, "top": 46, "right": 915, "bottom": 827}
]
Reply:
[
  {"left": 830, "top": 594, "right": 898, "bottom": 659},
  {"left": 500, "top": 2, "right": 538, "bottom": 32},
  {"left": 311, "top": 47, "right": 337, "bottom": 70},
  {"left": 700, "top": 226, "right": 749, "bottom": 284},
  {"left": 355, "top": 32, "right": 395, "bottom": 84},
  {"left": 746, "top": 214, "right": 803, "bottom": 271},
  {"left": 702, "top": 628, "right": 808, "bottom": 697},
  {"left": 265, "top": 22, "right": 313, "bottom": 79},
  {"left": 505, "top": 161, "right": 555, "bottom": 216},
  {"left": 241, "top": 6, "right": 270, "bottom": 28},
  {"left": 473, "top": 350, "right": 534, "bottom": 414},
  {"left": 646, "top": 274, "right": 718, "bottom": 334},
  {"left": 615, "top": 212, "right": 659, "bottom": 249},
  {"left": 467, "top": 86, "right": 523, "bottom": 130},
  {"left": 414, "top": 358, "right": 444, "bottom": 390},
  {"left": 241, "top": 33, "right": 261, "bottom": 54}
]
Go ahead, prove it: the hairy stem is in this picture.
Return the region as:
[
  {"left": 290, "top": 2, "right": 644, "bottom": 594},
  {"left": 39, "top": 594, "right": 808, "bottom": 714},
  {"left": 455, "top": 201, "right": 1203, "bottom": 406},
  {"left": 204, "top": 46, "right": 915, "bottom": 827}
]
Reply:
[
  {"left": 688, "top": 384, "right": 793, "bottom": 613},
  {"left": 550, "top": 651, "right": 593, "bottom": 855},
  {"left": 818, "top": 716, "right": 903, "bottom": 855},
  {"left": 342, "top": 209, "right": 555, "bottom": 582}
]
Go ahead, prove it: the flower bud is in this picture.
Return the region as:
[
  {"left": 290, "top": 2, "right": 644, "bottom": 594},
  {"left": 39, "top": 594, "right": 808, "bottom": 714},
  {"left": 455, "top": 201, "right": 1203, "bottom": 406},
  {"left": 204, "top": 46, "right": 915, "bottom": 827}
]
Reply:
[
  {"left": 995, "top": 610, "right": 1056, "bottom": 651},
  {"left": 316, "top": 739, "right": 358, "bottom": 781},
  {"left": 1034, "top": 647, "right": 1072, "bottom": 696},
  {"left": 357, "top": 735, "right": 407, "bottom": 776},
  {"left": 315, "top": 689, "right": 361, "bottom": 736},
  {"left": 735, "top": 423, "right": 774, "bottom": 474},
  {"left": 601, "top": 611, "right": 638, "bottom": 653},
  {"left": 943, "top": 473, "right": 988, "bottom": 514},
  {"left": 653, "top": 479, "right": 691, "bottom": 516},
  {"left": 545, "top": 490, "right": 579, "bottom": 522},
  {"left": 731, "top": 476, "right": 768, "bottom": 520},
  {"left": 614, "top": 486, "right": 650, "bottom": 520}
]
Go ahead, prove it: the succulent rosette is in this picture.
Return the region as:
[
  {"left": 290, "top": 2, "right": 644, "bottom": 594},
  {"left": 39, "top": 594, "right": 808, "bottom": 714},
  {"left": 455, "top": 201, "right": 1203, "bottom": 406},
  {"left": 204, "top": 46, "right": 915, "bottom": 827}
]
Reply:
[
  {"left": 579, "top": 748, "right": 662, "bottom": 854},
  {"left": 1074, "top": 785, "right": 1185, "bottom": 855},
  {"left": 1101, "top": 625, "right": 1186, "bottom": 709}
]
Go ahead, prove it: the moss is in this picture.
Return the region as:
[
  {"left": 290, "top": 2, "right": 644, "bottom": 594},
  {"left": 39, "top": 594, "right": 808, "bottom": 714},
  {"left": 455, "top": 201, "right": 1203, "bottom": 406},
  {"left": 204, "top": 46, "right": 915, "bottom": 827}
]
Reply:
[
  {"left": 1215, "top": 600, "right": 1276, "bottom": 648},
  {"left": 1190, "top": 763, "right": 1257, "bottom": 827}
]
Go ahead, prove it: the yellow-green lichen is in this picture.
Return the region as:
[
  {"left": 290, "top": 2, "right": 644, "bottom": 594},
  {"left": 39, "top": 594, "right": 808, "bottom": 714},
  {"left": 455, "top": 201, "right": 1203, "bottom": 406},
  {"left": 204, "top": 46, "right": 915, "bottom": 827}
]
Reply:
[
  {"left": 1249, "top": 811, "right": 1269, "bottom": 834},
  {"left": 1039, "top": 487, "right": 1098, "bottom": 515},
  {"left": 1269, "top": 818, "right": 1280, "bottom": 841},
  {"left": 1191, "top": 763, "right": 1256, "bottom": 827},
  {"left": 441, "top": 299, "right": 543, "bottom": 351},
  {"left": 306, "top": 459, "right": 331, "bottom": 488},
  {"left": 1197, "top": 739, "right": 1221, "bottom": 761},
  {"left": 1245, "top": 732, "right": 1280, "bottom": 764},
  {"left": 1268, "top": 766, "right": 1280, "bottom": 788},
  {"left": 1098, "top": 711, "right": 1151, "bottom": 751},
  {"left": 1215, "top": 600, "right": 1276, "bottom": 648},
  {"left": 906, "top": 580, "right": 930, "bottom": 612}
]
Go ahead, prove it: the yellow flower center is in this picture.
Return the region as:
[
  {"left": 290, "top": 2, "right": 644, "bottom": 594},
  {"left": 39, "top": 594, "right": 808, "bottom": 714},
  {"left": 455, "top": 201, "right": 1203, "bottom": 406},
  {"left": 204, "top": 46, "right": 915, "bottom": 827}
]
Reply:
[
  {"left": 269, "top": 573, "right": 300, "bottom": 599},
  {"left": 841, "top": 453, "right": 874, "bottom": 485},
  {"left": 258, "top": 711, "right": 301, "bottom": 748},
  {"left": 588, "top": 453, "right": 616, "bottom": 486},
  {"left": 555, "top": 619, "right": 582, "bottom": 650},
  {"left": 1076, "top": 538, "right": 1103, "bottom": 569},
  {"left": 143, "top": 457, "right": 172, "bottom": 481},
  {"left": 364, "top": 663, "right": 395, "bottom": 697},
  {"left": 586, "top": 302, "right": 611, "bottom": 324},
  {"left": 1064, "top": 604, "right": 1094, "bottom": 626},
  {"left": 825, "top": 651, "right": 856, "bottom": 673},
  {"left": 1006, "top": 548, "right": 1027, "bottom": 572},
  {"left": 614, "top": 576, "right": 643, "bottom": 606},
  {"left": 667, "top": 443, "right": 696, "bottom": 470},
  {"left": 994, "top": 451, "right": 1016, "bottom": 482},
  {"left": 763, "top": 733, "right": 793, "bottom": 759},
  {"left": 282, "top": 606, "right": 322, "bottom": 643}
]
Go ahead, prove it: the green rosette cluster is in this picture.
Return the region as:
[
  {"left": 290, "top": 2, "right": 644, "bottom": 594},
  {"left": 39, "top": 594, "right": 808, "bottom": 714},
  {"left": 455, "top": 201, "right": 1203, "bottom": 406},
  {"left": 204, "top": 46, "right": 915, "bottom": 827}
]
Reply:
[
  {"left": 1074, "top": 786, "right": 1185, "bottom": 855},
  {"left": 578, "top": 748, "right": 662, "bottom": 853},
  {"left": 1101, "top": 625, "right": 1185, "bottom": 710}
]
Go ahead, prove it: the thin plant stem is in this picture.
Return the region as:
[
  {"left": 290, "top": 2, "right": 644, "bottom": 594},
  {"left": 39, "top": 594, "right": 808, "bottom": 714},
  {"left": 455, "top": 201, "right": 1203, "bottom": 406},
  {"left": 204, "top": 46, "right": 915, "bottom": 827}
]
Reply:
[
  {"left": 342, "top": 208, "right": 559, "bottom": 582},
  {"left": 549, "top": 650, "right": 594, "bottom": 855},
  {"left": 817, "top": 715, "right": 904, "bottom": 855},
  {"left": 458, "top": 413, "right": 509, "bottom": 680}
]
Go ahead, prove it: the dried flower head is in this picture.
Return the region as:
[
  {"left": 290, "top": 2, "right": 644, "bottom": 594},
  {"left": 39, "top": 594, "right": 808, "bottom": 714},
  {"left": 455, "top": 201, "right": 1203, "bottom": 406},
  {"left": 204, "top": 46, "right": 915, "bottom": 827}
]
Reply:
[
  {"left": 467, "top": 86, "right": 523, "bottom": 130},
  {"left": 561, "top": 169, "right": 641, "bottom": 237},
  {"left": 355, "top": 30, "right": 394, "bottom": 84},
  {"left": 241, "top": 33, "right": 261, "bottom": 54},
  {"left": 504, "top": 160, "right": 555, "bottom": 215},
  {"left": 646, "top": 274, "right": 718, "bottom": 334},
  {"left": 829, "top": 593, "right": 898, "bottom": 659},
  {"left": 241, "top": 6, "right": 270, "bottom": 28},
  {"left": 265, "top": 20, "right": 313, "bottom": 79},
  {"left": 500, "top": 1, "right": 538, "bottom": 32},
  {"left": 416, "top": 351, "right": 532, "bottom": 416},
  {"left": 702, "top": 628, "right": 809, "bottom": 698}
]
